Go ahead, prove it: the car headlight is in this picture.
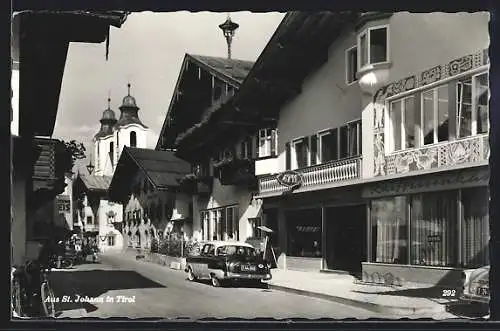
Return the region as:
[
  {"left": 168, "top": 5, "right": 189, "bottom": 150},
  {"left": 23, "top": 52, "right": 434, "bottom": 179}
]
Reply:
[{"left": 258, "top": 264, "right": 264, "bottom": 269}]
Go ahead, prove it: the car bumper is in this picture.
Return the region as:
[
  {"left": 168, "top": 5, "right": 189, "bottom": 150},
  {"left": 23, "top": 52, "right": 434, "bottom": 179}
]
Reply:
[
  {"left": 224, "top": 272, "right": 272, "bottom": 281},
  {"left": 459, "top": 293, "right": 489, "bottom": 304}
]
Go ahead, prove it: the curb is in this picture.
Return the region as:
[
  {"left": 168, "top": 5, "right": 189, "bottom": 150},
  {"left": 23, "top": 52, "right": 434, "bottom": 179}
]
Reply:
[{"left": 268, "top": 284, "right": 446, "bottom": 316}]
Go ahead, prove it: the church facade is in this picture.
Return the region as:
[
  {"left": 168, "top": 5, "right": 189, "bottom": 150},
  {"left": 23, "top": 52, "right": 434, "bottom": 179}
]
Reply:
[{"left": 73, "top": 84, "right": 150, "bottom": 252}]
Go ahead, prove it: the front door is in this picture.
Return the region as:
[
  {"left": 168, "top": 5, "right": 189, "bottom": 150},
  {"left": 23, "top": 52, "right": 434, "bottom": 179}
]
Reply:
[{"left": 325, "top": 205, "right": 366, "bottom": 275}]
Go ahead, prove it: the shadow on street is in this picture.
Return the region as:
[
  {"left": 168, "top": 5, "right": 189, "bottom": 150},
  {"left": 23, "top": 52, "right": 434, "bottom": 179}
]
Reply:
[{"left": 50, "top": 264, "right": 166, "bottom": 314}]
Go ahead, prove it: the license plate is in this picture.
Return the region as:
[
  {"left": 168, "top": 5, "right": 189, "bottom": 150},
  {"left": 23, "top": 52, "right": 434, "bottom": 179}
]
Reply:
[
  {"left": 476, "top": 287, "right": 489, "bottom": 296},
  {"left": 241, "top": 265, "right": 256, "bottom": 272}
]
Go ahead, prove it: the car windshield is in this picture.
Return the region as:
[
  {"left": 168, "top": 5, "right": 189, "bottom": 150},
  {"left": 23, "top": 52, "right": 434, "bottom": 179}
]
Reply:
[{"left": 217, "top": 245, "right": 256, "bottom": 257}]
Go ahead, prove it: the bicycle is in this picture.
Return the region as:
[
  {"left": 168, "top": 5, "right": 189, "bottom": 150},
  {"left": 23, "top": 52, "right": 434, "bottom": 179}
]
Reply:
[{"left": 11, "top": 260, "right": 56, "bottom": 318}]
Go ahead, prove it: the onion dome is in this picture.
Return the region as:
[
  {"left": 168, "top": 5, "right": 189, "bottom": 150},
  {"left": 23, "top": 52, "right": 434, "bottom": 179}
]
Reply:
[
  {"left": 94, "top": 97, "right": 118, "bottom": 139},
  {"left": 116, "top": 82, "right": 148, "bottom": 129}
]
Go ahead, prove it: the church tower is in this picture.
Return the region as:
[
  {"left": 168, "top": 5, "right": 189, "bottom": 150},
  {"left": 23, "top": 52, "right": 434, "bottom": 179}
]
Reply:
[
  {"left": 93, "top": 96, "right": 117, "bottom": 176},
  {"left": 113, "top": 83, "right": 149, "bottom": 172}
]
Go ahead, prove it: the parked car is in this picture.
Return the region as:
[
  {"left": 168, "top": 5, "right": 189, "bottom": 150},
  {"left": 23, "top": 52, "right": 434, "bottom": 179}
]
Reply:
[
  {"left": 460, "top": 265, "right": 490, "bottom": 304},
  {"left": 184, "top": 241, "right": 272, "bottom": 287}
]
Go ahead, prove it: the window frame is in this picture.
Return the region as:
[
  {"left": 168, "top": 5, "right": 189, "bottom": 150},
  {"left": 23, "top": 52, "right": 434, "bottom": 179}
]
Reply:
[
  {"left": 317, "top": 130, "right": 333, "bottom": 164},
  {"left": 389, "top": 95, "right": 416, "bottom": 152},
  {"left": 357, "top": 24, "right": 390, "bottom": 71},
  {"left": 291, "top": 137, "right": 307, "bottom": 170},
  {"left": 384, "top": 68, "right": 490, "bottom": 156},
  {"left": 345, "top": 45, "right": 358, "bottom": 85}
]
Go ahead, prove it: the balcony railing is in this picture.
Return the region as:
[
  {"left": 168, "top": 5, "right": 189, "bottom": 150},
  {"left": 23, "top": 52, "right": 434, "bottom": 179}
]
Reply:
[{"left": 259, "top": 156, "right": 362, "bottom": 195}]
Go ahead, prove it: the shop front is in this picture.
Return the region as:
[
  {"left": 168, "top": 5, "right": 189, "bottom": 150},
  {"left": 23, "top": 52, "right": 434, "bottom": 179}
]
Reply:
[
  {"left": 263, "top": 184, "right": 366, "bottom": 273},
  {"left": 362, "top": 166, "right": 489, "bottom": 288}
]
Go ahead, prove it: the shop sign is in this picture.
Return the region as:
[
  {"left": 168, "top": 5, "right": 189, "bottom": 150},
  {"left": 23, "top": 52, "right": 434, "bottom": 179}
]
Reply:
[
  {"left": 57, "top": 196, "right": 71, "bottom": 213},
  {"left": 295, "top": 226, "right": 320, "bottom": 233},
  {"left": 276, "top": 170, "right": 303, "bottom": 190},
  {"left": 427, "top": 234, "right": 442, "bottom": 243},
  {"left": 362, "top": 167, "right": 489, "bottom": 198}
]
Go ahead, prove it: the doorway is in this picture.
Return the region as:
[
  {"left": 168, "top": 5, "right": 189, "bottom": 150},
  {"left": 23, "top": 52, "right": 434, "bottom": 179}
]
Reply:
[{"left": 325, "top": 205, "right": 366, "bottom": 276}]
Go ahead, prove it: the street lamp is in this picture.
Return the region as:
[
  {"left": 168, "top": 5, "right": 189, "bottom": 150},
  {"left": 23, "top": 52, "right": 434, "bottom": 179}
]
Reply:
[
  {"left": 218, "top": 13, "right": 239, "bottom": 60},
  {"left": 86, "top": 158, "right": 95, "bottom": 175}
]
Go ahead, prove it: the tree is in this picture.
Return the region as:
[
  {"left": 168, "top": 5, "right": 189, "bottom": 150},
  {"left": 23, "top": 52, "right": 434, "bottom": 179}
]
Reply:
[{"left": 61, "top": 139, "right": 86, "bottom": 174}]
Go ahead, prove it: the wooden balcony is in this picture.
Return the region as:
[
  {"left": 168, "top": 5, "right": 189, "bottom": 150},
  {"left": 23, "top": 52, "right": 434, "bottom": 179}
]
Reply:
[{"left": 259, "top": 156, "right": 362, "bottom": 195}]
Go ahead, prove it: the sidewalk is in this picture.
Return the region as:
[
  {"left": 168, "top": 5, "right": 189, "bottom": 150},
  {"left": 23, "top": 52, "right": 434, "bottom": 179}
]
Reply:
[{"left": 267, "top": 269, "right": 460, "bottom": 317}]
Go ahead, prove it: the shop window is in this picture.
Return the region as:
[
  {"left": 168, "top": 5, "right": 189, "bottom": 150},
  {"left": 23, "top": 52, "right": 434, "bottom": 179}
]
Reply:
[
  {"left": 287, "top": 209, "right": 322, "bottom": 258},
  {"left": 346, "top": 46, "right": 358, "bottom": 85},
  {"left": 358, "top": 26, "right": 389, "bottom": 69},
  {"left": 461, "top": 187, "right": 489, "bottom": 268},
  {"left": 218, "top": 208, "right": 226, "bottom": 240},
  {"left": 371, "top": 196, "right": 408, "bottom": 264},
  {"left": 130, "top": 131, "right": 137, "bottom": 147},
  {"left": 107, "top": 235, "right": 115, "bottom": 246},
  {"left": 410, "top": 191, "right": 457, "bottom": 267},
  {"left": 390, "top": 96, "right": 417, "bottom": 151}
]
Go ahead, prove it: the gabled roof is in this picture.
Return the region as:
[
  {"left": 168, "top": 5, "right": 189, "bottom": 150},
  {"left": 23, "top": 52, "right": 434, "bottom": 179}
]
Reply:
[
  {"left": 155, "top": 53, "right": 254, "bottom": 150},
  {"left": 188, "top": 54, "right": 254, "bottom": 85},
  {"left": 108, "top": 147, "right": 191, "bottom": 202},
  {"left": 79, "top": 175, "right": 112, "bottom": 192}
]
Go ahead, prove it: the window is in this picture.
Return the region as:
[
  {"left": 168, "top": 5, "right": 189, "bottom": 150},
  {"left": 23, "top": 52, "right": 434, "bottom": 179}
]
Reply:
[
  {"left": 339, "top": 121, "right": 361, "bottom": 158},
  {"left": 249, "top": 217, "right": 263, "bottom": 239},
  {"left": 86, "top": 216, "right": 93, "bottom": 225},
  {"left": 456, "top": 77, "right": 473, "bottom": 138},
  {"left": 410, "top": 191, "right": 457, "bottom": 267},
  {"left": 107, "top": 235, "right": 115, "bottom": 246},
  {"left": 421, "top": 85, "right": 449, "bottom": 145},
  {"left": 258, "top": 128, "right": 277, "bottom": 157},
  {"left": 371, "top": 196, "right": 408, "bottom": 264},
  {"left": 318, "top": 130, "right": 338, "bottom": 163},
  {"left": 287, "top": 208, "right": 322, "bottom": 258},
  {"left": 201, "top": 211, "right": 210, "bottom": 241},
  {"left": 240, "top": 140, "right": 250, "bottom": 159},
  {"left": 462, "top": 187, "right": 489, "bottom": 268},
  {"left": 109, "top": 142, "right": 114, "bottom": 165},
  {"left": 474, "top": 73, "right": 489, "bottom": 134},
  {"left": 346, "top": 46, "right": 358, "bottom": 84},
  {"left": 130, "top": 131, "right": 137, "bottom": 147},
  {"left": 390, "top": 96, "right": 416, "bottom": 151},
  {"left": 292, "top": 139, "right": 308, "bottom": 169},
  {"left": 358, "top": 26, "right": 389, "bottom": 69}
]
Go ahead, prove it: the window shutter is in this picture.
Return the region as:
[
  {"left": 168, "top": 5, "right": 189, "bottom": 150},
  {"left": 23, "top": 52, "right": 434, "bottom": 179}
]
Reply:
[
  {"left": 240, "top": 141, "right": 246, "bottom": 159},
  {"left": 285, "top": 142, "right": 291, "bottom": 170},
  {"left": 310, "top": 135, "right": 317, "bottom": 165},
  {"left": 271, "top": 130, "right": 277, "bottom": 156},
  {"left": 331, "top": 128, "right": 339, "bottom": 160},
  {"left": 247, "top": 137, "right": 253, "bottom": 159},
  {"left": 303, "top": 137, "right": 310, "bottom": 166},
  {"left": 255, "top": 134, "right": 259, "bottom": 158}
]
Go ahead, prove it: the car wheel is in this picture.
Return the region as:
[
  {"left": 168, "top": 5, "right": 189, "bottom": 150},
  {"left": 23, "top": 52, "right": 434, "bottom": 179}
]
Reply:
[
  {"left": 211, "top": 275, "right": 221, "bottom": 287},
  {"left": 187, "top": 268, "right": 197, "bottom": 281}
]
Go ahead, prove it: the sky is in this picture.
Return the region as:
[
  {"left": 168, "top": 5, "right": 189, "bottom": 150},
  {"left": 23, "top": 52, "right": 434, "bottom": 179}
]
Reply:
[{"left": 52, "top": 11, "right": 286, "bottom": 173}]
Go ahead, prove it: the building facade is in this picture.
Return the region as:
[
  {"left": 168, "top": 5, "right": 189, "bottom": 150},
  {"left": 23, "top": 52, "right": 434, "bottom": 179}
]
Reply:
[
  {"left": 156, "top": 53, "right": 264, "bottom": 244},
  {"left": 197, "top": 12, "right": 490, "bottom": 288},
  {"left": 108, "top": 147, "right": 191, "bottom": 250}
]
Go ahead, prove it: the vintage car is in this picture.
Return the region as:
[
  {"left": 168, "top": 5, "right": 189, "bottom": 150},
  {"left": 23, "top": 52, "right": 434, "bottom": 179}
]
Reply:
[
  {"left": 184, "top": 241, "right": 272, "bottom": 287},
  {"left": 460, "top": 265, "right": 490, "bottom": 304}
]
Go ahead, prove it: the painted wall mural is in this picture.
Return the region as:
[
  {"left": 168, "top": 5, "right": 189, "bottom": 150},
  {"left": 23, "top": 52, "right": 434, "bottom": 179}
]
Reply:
[{"left": 372, "top": 49, "right": 489, "bottom": 177}]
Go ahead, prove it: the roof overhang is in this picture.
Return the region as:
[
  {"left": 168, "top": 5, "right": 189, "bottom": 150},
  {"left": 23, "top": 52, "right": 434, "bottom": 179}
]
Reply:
[{"left": 13, "top": 11, "right": 128, "bottom": 137}]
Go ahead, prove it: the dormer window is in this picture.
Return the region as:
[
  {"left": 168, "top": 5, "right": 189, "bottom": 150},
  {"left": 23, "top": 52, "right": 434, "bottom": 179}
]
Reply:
[{"left": 357, "top": 25, "right": 389, "bottom": 70}]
